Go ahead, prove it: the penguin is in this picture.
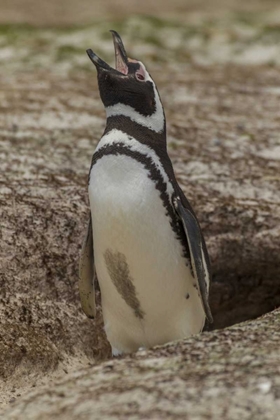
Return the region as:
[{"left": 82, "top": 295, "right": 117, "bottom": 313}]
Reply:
[{"left": 79, "top": 31, "right": 213, "bottom": 356}]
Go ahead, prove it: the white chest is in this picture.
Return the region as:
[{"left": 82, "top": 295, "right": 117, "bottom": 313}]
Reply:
[{"left": 89, "top": 153, "right": 205, "bottom": 353}]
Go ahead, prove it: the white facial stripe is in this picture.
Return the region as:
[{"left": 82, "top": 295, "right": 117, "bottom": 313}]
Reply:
[
  {"left": 139, "top": 61, "right": 152, "bottom": 82},
  {"left": 105, "top": 62, "right": 165, "bottom": 133},
  {"left": 96, "top": 129, "right": 174, "bottom": 200},
  {"left": 135, "top": 62, "right": 146, "bottom": 80}
]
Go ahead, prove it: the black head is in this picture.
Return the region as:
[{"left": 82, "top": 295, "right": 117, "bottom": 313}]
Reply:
[{"left": 87, "top": 31, "right": 165, "bottom": 132}]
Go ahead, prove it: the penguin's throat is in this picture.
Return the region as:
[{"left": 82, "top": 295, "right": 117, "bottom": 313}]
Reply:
[{"left": 105, "top": 90, "right": 165, "bottom": 133}]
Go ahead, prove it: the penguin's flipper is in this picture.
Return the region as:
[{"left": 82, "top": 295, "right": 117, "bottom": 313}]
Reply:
[
  {"left": 79, "top": 216, "right": 96, "bottom": 319},
  {"left": 174, "top": 197, "right": 213, "bottom": 323}
]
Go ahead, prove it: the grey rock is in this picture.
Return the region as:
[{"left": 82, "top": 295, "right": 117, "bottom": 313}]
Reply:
[{"left": 3, "top": 309, "right": 280, "bottom": 419}]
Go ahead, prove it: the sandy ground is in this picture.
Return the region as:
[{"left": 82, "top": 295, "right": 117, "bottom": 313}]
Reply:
[{"left": 0, "top": 1, "right": 280, "bottom": 417}]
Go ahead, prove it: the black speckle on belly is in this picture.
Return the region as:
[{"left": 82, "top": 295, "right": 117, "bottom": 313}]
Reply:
[{"left": 104, "top": 249, "right": 145, "bottom": 319}]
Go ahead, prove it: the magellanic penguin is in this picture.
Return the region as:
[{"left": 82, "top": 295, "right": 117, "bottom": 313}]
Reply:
[{"left": 79, "top": 31, "right": 213, "bottom": 356}]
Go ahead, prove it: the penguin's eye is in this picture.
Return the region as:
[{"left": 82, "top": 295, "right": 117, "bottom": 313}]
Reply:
[{"left": 136, "top": 72, "right": 145, "bottom": 82}]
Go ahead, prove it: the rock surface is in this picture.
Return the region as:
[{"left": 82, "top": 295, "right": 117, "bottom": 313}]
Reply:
[
  {"left": 0, "top": 1, "right": 280, "bottom": 418},
  {"left": 4, "top": 309, "right": 280, "bottom": 419}
]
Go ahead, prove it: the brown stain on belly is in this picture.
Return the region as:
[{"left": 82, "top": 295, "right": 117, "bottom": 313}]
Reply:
[{"left": 104, "top": 249, "right": 145, "bottom": 319}]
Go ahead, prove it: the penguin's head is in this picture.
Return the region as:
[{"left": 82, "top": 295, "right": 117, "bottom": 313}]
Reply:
[{"left": 87, "top": 31, "right": 165, "bottom": 133}]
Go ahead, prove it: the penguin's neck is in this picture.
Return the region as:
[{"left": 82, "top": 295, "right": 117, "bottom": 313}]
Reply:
[
  {"left": 103, "top": 114, "right": 165, "bottom": 148},
  {"left": 103, "top": 92, "right": 167, "bottom": 153},
  {"left": 105, "top": 93, "right": 165, "bottom": 134}
]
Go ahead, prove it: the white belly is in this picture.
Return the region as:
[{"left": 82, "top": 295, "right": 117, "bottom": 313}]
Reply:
[{"left": 89, "top": 154, "right": 205, "bottom": 354}]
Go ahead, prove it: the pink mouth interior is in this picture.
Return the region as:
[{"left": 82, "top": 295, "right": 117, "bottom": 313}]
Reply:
[{"left": 115, "top": 51, "right": 128, "bottom": 75}]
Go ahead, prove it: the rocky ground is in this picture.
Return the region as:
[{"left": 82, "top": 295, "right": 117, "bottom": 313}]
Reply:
[
  {"left": 0, "top": 1, "right": 280, "bottom": 418},
  {"left": 3, "top": 309, "right": 280, "bottom": 420}
]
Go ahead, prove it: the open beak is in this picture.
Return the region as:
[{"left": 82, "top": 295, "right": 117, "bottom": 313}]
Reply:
[{"left": 86, "top": 30, "right": 128, "bottom": 75}]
